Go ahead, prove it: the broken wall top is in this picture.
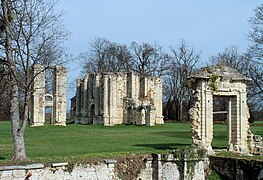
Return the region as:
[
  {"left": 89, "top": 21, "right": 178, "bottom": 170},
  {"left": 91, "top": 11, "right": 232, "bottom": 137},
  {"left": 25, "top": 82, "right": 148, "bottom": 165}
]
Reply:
[
  {"left": 188, "top": 65, "right": 251, "bottom": 82},
  {"left": 78, "top": 71, "right": 161, "bottom": 80}
]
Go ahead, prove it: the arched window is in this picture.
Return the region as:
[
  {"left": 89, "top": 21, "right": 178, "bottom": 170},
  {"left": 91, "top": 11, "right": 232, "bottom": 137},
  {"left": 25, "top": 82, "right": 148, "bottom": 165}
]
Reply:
[{"left": 45, "top": 95, "right": 53, "bottom": 101}]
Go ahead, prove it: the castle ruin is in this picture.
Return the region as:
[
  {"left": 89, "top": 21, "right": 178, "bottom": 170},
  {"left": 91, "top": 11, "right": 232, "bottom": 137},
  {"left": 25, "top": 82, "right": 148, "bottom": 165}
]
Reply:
[
  {"left": 30, "top": 64, "right": 67, "bottom": 127},
  {"left": 72, "top": 72, "right": 164, "bottom": 126},
  {"left": 188, "top": 65, "right": 262, "bottom": 154}
]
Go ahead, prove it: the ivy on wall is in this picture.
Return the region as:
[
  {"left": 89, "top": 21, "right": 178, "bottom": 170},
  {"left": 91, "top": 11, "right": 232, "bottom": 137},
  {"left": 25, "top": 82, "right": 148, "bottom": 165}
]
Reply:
[{"left": 208, "top": 74, "right": 219, "bottom": 92}]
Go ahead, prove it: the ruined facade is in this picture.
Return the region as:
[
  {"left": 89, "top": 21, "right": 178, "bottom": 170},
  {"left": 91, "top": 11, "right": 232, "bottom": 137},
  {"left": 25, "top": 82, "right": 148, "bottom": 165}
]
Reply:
[
  {"left": 30, "top": 64, "right": 67, "bottom": 127},
  {"left": 72, "top": 72, "right": 163, "bottom": 126},
  {"left": 188, "top": 65, "right": 262, "bottom": 154}
]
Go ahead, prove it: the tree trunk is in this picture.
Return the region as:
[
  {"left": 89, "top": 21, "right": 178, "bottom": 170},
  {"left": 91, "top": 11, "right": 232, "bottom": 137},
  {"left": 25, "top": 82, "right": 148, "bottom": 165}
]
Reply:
[
  {"left": 11, "top": 88, "right": 29, "bottom": 161},
  {"left": 2, "top": 0, "right": 28, "bottom": 161},
  {"left": 12, "top": 127, "right": 27, "bottom": 161}
]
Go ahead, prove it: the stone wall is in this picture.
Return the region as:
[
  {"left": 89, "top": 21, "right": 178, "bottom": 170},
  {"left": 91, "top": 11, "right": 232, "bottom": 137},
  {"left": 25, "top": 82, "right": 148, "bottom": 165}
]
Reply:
[
  {"left": 74, "top": 72, "right": 163, "bottom": 126},
  {"left": 1, "top": 154, "right": 262, "bottom": 180},
  {"left": 210, "top": 156, "right": 263, "bottom": 180},
  {"left": 138, "top": 151, "right": 209, "bottom": 180},
  {"left": 0, "top": 152, "right": 208, "bottom": 180},
  {"left": 0, "top": 162, "right": 115, "bottom": 180}
]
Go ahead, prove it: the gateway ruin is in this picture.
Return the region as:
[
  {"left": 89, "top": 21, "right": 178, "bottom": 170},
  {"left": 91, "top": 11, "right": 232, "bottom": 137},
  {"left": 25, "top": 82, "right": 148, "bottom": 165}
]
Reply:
[
  {"left": 72, "top": 72, "right": 163, "bottom": 126},
  {"left": 30, "top": 64, "right": 67, "bottom": 127},
  {"left": 188, "top": 65, "right": 263, "bottom": 154}
]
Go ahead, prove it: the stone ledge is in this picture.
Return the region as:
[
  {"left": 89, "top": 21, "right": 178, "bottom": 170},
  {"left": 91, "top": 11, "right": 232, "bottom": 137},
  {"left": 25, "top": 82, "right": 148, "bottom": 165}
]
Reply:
[
  {"left": 104, "top": 159, "right": 117, "bottom": 164},
  {"left": 50, "top": 162, "right": 68, "bottom": 167},
  {"left": 0, "top": 163, "right": 44, "bottom": 171}
]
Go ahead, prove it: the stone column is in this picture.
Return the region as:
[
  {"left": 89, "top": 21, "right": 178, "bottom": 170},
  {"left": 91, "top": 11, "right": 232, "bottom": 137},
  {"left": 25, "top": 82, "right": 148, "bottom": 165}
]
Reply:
[
  {"left": 130, "top": 73, "right": 137, "bottom": 99},
  {"left": 232, "top": 95, "right": 240, "bottom": 151},
  {"left": 83, "top": 76, "right": 88, "bottom": 117},
  {"left": 205, "top": 90, "right": 213, "bottom": 151},
  {"left": 95, "top": 74, "right": 101, "bottom": 116},
  {"left": 110, "top": 76, "right": 117, "bottom": 125},
  {"left": 228, "top": 97, "right": 233, "bottom": 150},
  {"left": 191, "top": 80, "right": 213, "bottom": 151},
  {"left": 103, "top": 75, "right": 110, "bottom": 125},
  {"left": 200, "top": 81, "right": 207, "bottom": 148},
  {"left": 53, "top": 66, "right": 66, "bottom": 126},
  {"left": 107, "top": 76, "right": 114, "bottom": 126},
  {"left": 30, "top": 64, "right": 45, "bottom": 127},
  {"left": 229, "top": 96, "right": 238, "bottom": 151},
  {"left": 154, "top": 77, "right": 164, "bottom": 124},
  {"left": 238, "top": 90, "right": 249, "bottom": 153}
]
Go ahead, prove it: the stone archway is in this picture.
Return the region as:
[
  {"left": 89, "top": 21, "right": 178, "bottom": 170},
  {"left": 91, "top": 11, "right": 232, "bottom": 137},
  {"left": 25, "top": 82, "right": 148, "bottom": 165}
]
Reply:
[{"left": 188, "top": 65, "right": 253, "bottom": 154}]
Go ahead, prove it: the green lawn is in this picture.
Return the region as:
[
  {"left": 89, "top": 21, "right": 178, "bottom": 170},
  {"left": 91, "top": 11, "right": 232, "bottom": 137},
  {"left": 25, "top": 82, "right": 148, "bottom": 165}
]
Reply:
[
  {"left": 212, "top": 122, "right": 263, "bottom": 149},
  {"left": 0, "top": 121, "right": 262, "bottom": 164}
]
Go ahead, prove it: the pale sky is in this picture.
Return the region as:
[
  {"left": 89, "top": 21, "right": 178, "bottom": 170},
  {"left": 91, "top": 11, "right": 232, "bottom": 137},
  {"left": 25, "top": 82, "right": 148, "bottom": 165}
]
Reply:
[{"left": 55, "top": 0, "right": 262, "bottom": 110}]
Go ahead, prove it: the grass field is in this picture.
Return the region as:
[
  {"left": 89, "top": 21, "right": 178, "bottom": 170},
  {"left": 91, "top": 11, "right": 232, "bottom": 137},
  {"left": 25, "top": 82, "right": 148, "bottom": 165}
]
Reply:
[{"left": 0, "top": 121, "right": 262, "bottom": 164}]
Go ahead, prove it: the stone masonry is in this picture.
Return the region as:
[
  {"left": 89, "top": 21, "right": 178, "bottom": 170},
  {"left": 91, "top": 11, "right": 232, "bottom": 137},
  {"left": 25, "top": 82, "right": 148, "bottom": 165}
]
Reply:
[
  {"left": 0, "top": 152, "right": 209, "bottom": 180},
  {"left": 30, "top": 64, "right": 67, "bottom": 127},
  {"left": 188, "top": 65, "right": 263, "bottom": 154},
  {"left": 73, "top": 72, "right": 163, "bottom": 126}
]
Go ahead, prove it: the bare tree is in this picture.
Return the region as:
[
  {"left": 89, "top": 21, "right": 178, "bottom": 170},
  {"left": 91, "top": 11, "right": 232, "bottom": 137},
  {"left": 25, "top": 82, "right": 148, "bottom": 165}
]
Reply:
[
  {"left": 0, "top": 0, "right": 69, "bottom": 160},
  {"left": 80, "top": 38, "right": 132, "bottom": 74},
  {"left": 247, "top": 4, "right": 263, "bottom": 109},
  {"left": 80, "top": 38, "right": 110, "bottom": 73},
  {"left": 129, "top": 42, "right": 170, "bottom": 77},
  {"left": 248, "top": 4, "right": 263, "bottom": 61},
  {"left": 80, "top": 39, "right": 170, "bottom": 77},
  {"left": 163, "top": 41, "right": 200, "bottom": 121},
  {"left": 210, "top": 47, "right": 244, "bottom": 69}
]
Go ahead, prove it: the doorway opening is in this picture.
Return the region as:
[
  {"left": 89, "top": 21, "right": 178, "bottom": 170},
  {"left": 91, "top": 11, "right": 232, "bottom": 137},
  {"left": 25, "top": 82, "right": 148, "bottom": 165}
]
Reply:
[
  {"left": 212, "top": 96, "right": 229, "bottom": 149},
  {"left": 45, "top": 95, "right": 53, "bottom": 124},
  {"left": 45, "top": 106, "right": 53, "bottom": 125}
]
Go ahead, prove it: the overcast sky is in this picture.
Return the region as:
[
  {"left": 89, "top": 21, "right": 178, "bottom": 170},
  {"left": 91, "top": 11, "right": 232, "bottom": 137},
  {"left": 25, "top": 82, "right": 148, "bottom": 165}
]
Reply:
[{"left": 55, "top": 0, "right": 262, "bottom": 110}]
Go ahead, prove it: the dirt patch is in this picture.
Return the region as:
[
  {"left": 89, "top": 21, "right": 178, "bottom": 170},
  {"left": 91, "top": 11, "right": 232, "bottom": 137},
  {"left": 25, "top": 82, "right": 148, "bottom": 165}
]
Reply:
[{"left": 115, "top": 154, "right": 147, "bottom": 180}]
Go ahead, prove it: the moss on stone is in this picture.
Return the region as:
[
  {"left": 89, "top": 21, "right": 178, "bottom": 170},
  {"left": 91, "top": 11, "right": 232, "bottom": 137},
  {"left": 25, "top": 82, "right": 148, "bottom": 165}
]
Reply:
[{"left": 208, "top": 74, "right": 219, "bottom": 92}]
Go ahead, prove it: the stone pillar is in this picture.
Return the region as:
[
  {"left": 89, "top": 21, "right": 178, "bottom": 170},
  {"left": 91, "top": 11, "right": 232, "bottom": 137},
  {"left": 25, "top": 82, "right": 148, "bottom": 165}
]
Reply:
[
  {"left": 148, "top": 109, "right": 156, "bottom": 126},
  {"left": 238, "top": 90, "right": 249, "bottom": 153},
  {"left": 53, "top": 66, "right": 66, "bottom": 126},
  {"left": 122, "top": 74, "right": 129, "bottom": 124},
  {"left": 130, "top": 73, "right": 136, "bottom": 99},
  {"left": 110, "top": 76, "right": 117, "bottom": 125},
  {"left": 76, "top": 78, "right": 81, "bottom": 117},
  {"left": 95, "top": 74, "right": 101, "bottom": 116},
  {"left": 205, "top": 90, "right": 213, "bottom": 151},
  {"left": 30, "top": 64, "right": 45, "bottom": 127},
  {"left": 190, "top": 80, "right": 213, "bottom": 151},
  {"left": 228, "top": 97, "right": 233, "bottom": 150},
  {"left": 231, "top": 95, "right": 240, "bottom": 151},
  {"left": 154, "top": 77, "right": 164, "bottom": 124},
  {"left": 83, "top": 76, "right": 88, "bottom": 117},
  {"left": 200, "top": 81, "right": 207, "bottom": 148},
  {"left": 106, "top": 77, "right": 113, "bottom": 126},
  {"left": 140, "top": 77, "right": 147, "bottom": 97},
  {"left": 103, "top": 75, "right": 110, "bottom": 125}
]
